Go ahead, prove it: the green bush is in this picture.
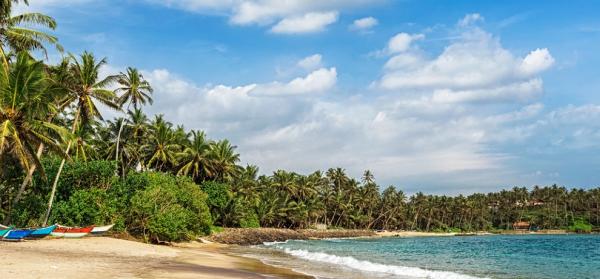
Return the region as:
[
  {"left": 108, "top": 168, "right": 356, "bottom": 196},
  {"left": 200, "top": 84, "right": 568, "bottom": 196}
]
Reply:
[
  {"left": 51, "top": 188, "right": 122, "bottom": 229},
  {"left": 129, "top": 173, "right": 212, "bottom": 242},
  {"left": 568, "top": 218, "right": 592, "bottom": 233},
  {"left": 200, "top": 181, "right": 231, "bottom": 224},
  {"left": 239, "top": 211, "right": 260, "bottom": 228}
]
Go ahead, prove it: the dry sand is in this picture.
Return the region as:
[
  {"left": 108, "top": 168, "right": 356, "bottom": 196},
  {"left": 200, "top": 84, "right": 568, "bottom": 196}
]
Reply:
[{"left": 0, "top": 237, "right": 311, "bottom": 279}]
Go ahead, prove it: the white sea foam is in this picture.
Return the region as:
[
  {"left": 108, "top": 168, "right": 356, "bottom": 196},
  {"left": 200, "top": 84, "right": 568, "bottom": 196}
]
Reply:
[
  {"left": 282, "top": 248, "right": 487, "bottom": 279},
  {"left": 263, "top": 240, "right": 289, "bottom": 246}
]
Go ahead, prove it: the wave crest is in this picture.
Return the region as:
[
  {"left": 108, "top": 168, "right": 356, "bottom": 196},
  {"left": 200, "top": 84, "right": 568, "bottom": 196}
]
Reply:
[{"left": 282, "top": 248, "right": 486, "bottom": 279}]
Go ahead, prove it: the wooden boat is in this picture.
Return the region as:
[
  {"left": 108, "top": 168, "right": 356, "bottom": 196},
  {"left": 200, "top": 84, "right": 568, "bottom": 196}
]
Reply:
[
  {"left": 51, "top": 225, "right": 94, "bottom": 238},
  {"left": 90, "top": 224, "right": 114, "bottom": 236},
  {"left": 0, "top": 224, "right": 9, "bottom": 230},
  {"left": 2, "top": 229, "right": 33, "bottom": 241},
  {"left": 0, "top": 228, "right": 11, "bottom": 237},
  {"left": 28, "top": 224, "right": 57, "bottom": 239}
]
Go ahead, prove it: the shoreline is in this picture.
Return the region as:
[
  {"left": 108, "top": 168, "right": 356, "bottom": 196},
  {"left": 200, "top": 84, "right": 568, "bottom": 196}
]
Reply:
[
  {"left": 1, "top": 229, "right": 583, "bottom": 279},
  {"left": 0, "top": 237, "right": 311, "bottom": 279}
]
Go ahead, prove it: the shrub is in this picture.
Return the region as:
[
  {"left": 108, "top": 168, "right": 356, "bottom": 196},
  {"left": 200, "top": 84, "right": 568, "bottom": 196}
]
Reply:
[
  {"left": 129, "top": 173, "right": 212, "bottom": 242},
  {"left": 51, "top": 188, "right": 122, "bottom": 229},
  {"left": 239, "top": 211, "right": 260, "bottom": 228},
  {"left": 200, "top": 181, "right": 231, "bottom": 224},
  {"left": 568, "top": 218, "right": 592, "bottom": 233}
]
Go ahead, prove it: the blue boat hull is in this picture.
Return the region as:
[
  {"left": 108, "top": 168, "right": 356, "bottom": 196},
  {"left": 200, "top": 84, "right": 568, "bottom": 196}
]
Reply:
[
  {"left": 29, "top": 225, "right": 57, "bottom": 238},
  {"left": 3, "top": 229, "right": 33, "bottom": 240}
]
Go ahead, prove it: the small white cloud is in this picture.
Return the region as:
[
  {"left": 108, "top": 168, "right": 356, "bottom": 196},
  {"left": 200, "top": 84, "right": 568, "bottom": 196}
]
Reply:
[
  {"left": 387, "top": 33, "right": 425, "bottom": 54},
  {"left": 253, "top": 67, "right": 337, "bottom": 96},
  {"left": 458, "top": 13, "right": 484, "bottom": 27},
  {"left": 384, "top": 53, "right": 423, "bottom": 70},
  {"left": 350, "top": 16, "right": 378, "bottom": 31},
  {"left": 519, "top": 48, "right": 555, "bottom": 76},
  {"left": 270, "top": 11, "right": 338, "bottom": 34},
  {"left": 297, "top": 54, "right": 323, "bottom": 71}
]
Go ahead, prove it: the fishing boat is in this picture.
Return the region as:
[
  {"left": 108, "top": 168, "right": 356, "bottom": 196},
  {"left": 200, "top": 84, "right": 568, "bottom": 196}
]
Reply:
[
  {"left": 2, "top": 229, "right": 33, "bottom": 241},
  {"left": 0, "top": 228, "right": 11, "bottom": 237},
  {"left": 28, "top": 224, "right": 57, "bottom": 239},
  {"left": 0, "top": 224, "right": 9, "bottom": 230},
  {"left": 51, "top": 225, "right": 94, "bottom": 238},
  {"left": 90, "top": 224, "right": 114, "bottom": 236}
]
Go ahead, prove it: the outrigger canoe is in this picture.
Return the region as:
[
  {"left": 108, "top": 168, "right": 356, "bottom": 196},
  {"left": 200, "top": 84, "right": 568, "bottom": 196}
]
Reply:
[
  {"left": 51, "top": 225, "right": 94, "bottom": 238},
  {"left": 2, "top": 229, "right": 33, "bottom": 241},
  {"left": 28, "top": 224, "right": 57, "bottom": 239},
  {"left": 90, "top": 224, "right": 114, "bottom": 236}
]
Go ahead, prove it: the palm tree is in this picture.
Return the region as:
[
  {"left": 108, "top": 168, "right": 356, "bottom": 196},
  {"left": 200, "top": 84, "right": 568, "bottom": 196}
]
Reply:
[
  {"left": 114, "top": 67, "right": 152, "bottom": 165},
  {"left": 0, "top": 0, "right": 62, "bottom": 71},
  {"left": 144, "top": 115, "right": 179, "bottom": 171},
  {"left": 208, "top": 139, "right": 241, "bottom": 182},
  {"left": 0, "top": 52, "right": 67, "bottom": 223},
  {"left": 43, "top": 51, "right": 118, "bottom": 225},
  {"left": 177, "top": 130, "right": 212, "bottom": 182}
]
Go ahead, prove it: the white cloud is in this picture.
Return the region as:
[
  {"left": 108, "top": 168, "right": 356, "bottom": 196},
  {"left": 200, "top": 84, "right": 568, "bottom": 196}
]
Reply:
[
  {"left": 458, "top": 13, "right": 484, "bottom": 27},
  {"left": 384, "top": 53, "right": 424, "bottom": 70},
  {"left": 270, "top": 11, "right": 338, "bottom": 34},
  {"left": 376, "top": 25, "right": 554, "bottom": 105},
  {"left": 146, "top": 0, "right": 380, "bottom": 33},
  {"left": 350, "top": 16, "right": 378, "bottom": 31},
  {"left": 519, "top": 48, "right": 555, "bottom": 76},
  {"left": 253, "top": 67, "right": 337, "bottom": 95},
  {"left": 387, "top": 33, "right": 425, "bottom": 54},
  {"left": 430, "top": 79, "right": 543, "bottom": 104},
  {"left": 297, "top": 54, "right": 323, "bottom": 71}
]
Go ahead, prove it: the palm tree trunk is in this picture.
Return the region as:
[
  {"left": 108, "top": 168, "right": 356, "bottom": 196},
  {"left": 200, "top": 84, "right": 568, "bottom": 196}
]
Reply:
[
  {"left": 42, "top": 110, "right": 79, "bottom": 226},
  {"left": 3, "top": 143, "right": 45, "bottom": 224},
  {"left": 115, "top": 103, "right": 130, "bottom": 172}
]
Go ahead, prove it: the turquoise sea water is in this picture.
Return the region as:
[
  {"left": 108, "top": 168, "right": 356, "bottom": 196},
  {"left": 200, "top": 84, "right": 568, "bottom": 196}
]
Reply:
[{"left": 235, "top": 235, "right": 600, "bottom": 279}]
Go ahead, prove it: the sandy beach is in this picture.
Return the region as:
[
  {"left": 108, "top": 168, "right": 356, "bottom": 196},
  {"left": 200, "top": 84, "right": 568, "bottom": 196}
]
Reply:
[{"left": 0, "top": 237, "right": 311, "bottom": 279}]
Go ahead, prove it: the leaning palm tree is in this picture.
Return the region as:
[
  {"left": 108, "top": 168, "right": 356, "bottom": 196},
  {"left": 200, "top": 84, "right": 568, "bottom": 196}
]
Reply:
[
  {"left": 0, "top": 52, "right": 67, "bottom": 223},
  {"left": 177, "top": 130, "right": 213, "bottom": 182},
  {"left": 114, "top": 67, "right": 152, "bottom": 165},
  {"left": 0, "top": 0, "right": 62, "bottom": 71},
  {"left": 43, "top": 51, "right": 118, "bottom": 225}
]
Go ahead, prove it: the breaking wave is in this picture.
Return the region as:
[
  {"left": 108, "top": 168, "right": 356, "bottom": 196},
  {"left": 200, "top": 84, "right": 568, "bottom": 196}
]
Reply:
[{"left": 282, "top": 248, "right": 486, "bottom": 279}]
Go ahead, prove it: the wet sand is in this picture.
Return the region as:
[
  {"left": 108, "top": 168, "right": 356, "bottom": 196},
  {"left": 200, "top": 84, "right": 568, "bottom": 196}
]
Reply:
[{"left": 0, "top": 237, "right": 311, "bottom": 279}]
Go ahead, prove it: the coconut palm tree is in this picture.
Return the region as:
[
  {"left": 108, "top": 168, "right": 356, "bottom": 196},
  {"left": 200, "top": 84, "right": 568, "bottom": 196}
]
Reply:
[
  {"left": 114, "top": 67, "right": 152, "bottom": 165},
  {"left": 0, "top": 52, "right": 67, "bottom": 223},
  {"left": 208, "top": 139, "right": 241, "bottom": 182},
  {"left": 144, "top": 115, "right": 179, "bottom": 171},
  {"left": 177, "top": 130, "right": 213, "bottom": 182},
  {"left": 0, "top": 0, "right": 62, "bottom": 71},
  {"left": 43, "top": 51, "right": 118, "bottom": 225}
]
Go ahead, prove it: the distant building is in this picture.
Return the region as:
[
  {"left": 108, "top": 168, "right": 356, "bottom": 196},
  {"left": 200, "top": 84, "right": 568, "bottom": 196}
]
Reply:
[
  {"left": 529, "top": 200, "right": 545, "bottom": 206},
  {"left": 513, "top": 221, "right": 530, "bottom": 230}
]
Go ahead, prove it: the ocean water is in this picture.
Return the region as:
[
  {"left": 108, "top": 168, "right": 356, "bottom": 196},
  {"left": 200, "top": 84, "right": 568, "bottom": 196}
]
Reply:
[{"left": 232, "top": 235, "right": 600, "bottom": 279}]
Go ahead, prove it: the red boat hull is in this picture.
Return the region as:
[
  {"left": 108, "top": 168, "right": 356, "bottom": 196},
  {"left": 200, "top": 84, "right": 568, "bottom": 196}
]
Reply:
[{"left": 53, "top": 226, "right": 94, "bottom": 234}]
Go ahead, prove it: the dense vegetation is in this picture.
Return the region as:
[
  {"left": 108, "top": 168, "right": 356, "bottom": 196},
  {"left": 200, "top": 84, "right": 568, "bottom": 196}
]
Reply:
[{"left": 0, "top": 1, "right": 598, "bottom": 242}]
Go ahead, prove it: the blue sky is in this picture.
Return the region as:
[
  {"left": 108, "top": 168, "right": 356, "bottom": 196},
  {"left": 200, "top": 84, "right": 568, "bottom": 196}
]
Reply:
[{"left": 19, "top": 0, "right": 600, "bottom": 194}]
